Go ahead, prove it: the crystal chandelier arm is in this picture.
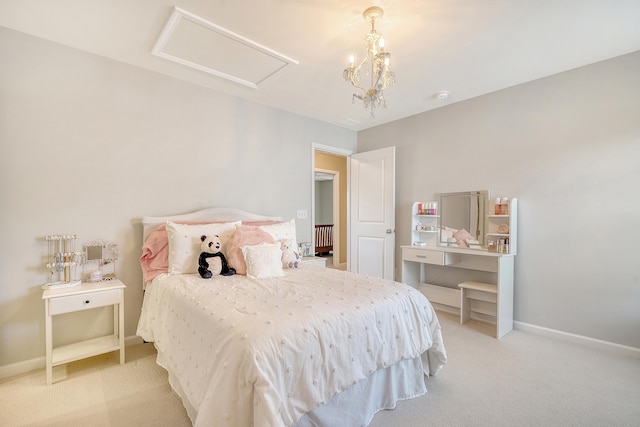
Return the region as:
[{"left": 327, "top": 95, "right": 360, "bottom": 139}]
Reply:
[
  {"left": 343, "top": 67, "right": 367, "bottom": 93},
  {"left": 343, "top": 51, "right": 371, "bottom": 93},
  {"left": 372, "top": 55, "right": 387, "bottom": 89}
]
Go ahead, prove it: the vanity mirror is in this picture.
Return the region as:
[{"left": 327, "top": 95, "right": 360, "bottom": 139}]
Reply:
[{"left": 438, "top": 190, "right": 489, "bottom": 246}]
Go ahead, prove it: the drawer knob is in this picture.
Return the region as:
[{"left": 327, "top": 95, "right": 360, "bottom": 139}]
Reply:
[{"left": 84, "top": 300, "right": 90, "bottom": 304}]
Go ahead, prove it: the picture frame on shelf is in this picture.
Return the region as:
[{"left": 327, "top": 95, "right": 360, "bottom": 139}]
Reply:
[{"left": 300, "top": 242, "right": 312, "bottom": 257}]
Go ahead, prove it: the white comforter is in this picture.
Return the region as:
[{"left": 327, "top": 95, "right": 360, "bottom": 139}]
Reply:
[{"left": 137, "top": 266, "right": 446, "bottom": 427}]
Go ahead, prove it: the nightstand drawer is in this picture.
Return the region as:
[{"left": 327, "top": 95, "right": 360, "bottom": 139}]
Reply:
[
  {"left": 403, "top": 248, "right": 445, "bottom": 265},
  {"left": 49, "top": 289, "right": 121, "bottom": 316}
]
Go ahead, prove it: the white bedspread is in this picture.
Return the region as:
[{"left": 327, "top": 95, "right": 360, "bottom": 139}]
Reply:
[{"left": 137, "top": 266, "right": 446, "bottom": 427}]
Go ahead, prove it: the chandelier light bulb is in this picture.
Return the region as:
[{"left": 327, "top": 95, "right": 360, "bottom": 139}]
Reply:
[
  {"left": 379, "top": 38, "right": 385, "bottom": 48},
  {"left": 349, "top": 54, "right": 355, "bottom": 65}
]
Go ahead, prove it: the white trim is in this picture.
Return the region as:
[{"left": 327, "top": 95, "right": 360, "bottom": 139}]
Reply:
[
  {"left": 314, "top": 168, "right": 339, "bottom": 266},
  {"left": 311, "top": 143, "right": 355, "bottom": 271},
  {"left": 0, "top": 335, "right": 144, "bottom": 380},
  {"left": 312, "top": 143, "right": 354, "bottom": 157},
  {"left": 514, "top": 321, "right": 640, "bottom": 358},
  {"left": 152, "top": 7, "right": 298, "bottom": 89},
  {"left": 0, "top": 356, "right": 44, "bottom": 380}
]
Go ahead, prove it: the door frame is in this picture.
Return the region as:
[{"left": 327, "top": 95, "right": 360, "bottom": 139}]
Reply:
[
  {"left": 311, "top": 143, "right": 354, "bottom": 269},
  {"left": 314, "top": 168, "right": 339, "bottom": 267}
]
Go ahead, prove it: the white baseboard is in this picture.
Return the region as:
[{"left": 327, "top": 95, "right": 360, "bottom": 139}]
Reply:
[
  {"left": 514, "top": 321, "right": 640, "bottom": 358},
  {"left": 0, "top": 356, "right": 44, "bottom": 381},
  {"left": 0, "top": 335, "right": 145, "bottom": 380}
]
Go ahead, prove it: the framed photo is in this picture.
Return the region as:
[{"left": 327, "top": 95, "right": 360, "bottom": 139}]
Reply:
[{"left": 300, "top": 242, "right": 312, "bottom": 257}]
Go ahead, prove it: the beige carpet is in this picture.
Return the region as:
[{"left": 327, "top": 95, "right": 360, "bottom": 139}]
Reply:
[{"left": 1, "top": 312, "right": 638, "bottom": 427}]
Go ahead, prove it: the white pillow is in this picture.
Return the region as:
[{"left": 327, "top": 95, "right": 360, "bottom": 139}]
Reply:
[
  {"left": 242, "top": 243, "right": 285, "bottom": 279},
  {"left": 166, "top": 221, "right": 241, "bottom": 274},
  {"left": 258, "top": 219, "right": 298, "bottom": 254}
]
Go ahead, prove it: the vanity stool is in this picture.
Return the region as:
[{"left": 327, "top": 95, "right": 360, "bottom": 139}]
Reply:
[{"left": 459, "top": 281, "right": 497, "bottom": 325}]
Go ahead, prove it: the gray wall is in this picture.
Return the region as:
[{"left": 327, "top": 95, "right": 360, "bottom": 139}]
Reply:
[
  {"left": 0, "top": 28, "right": 356, "bottom": 368},
  {"left": 358, "top": 51, "right": 640, "bottom": 348},
  {"left": 314, "top": 180, "right": 334, "bottom": 225},
  {"left": 1, "top": 24, "right": 637, "bottom": 371}
]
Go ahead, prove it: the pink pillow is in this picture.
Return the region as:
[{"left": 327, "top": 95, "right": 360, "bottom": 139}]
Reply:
[
  {"left": 226, "top": 226, "right": 275, "bottom": 275},
  {"left": 453, "top": 229, "right": 474, "bottom": 248},
  {"left": 140, "top": 226, "right": 170, "bottom": 283}
]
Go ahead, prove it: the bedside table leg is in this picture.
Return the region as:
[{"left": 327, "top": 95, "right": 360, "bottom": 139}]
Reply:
[
  {"left": 45, "top": 304, "right": 52, "bottom": 385},
  {"left": 118, "top": 300, "right": 125, "bottom": 364}
]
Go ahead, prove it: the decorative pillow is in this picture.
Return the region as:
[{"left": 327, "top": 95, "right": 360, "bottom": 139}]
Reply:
[
  {"left": 258, "top": 219, "right": 298, "bottom": 255},
  {"left": 242, "top": 243, "right": 285, "bottom": 279},
  {"left": 140, "top": 226, "right": 171, "bottom": 283},
  {"left": 440, "top": 226, "right": 457, "bottom": 243},
  {"left": 226, "top": 225, "right": 275, "bottom": 275},
  {"left": 166, "top": 220, "right": 240, "bottom": 274},
  {"left": 453, "top": 228, "right": 474, "bottom": 248}
]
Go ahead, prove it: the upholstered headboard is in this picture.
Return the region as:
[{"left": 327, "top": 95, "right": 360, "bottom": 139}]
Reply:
[{"left": 141, "top": 207, "right": 283, "bottom": 241}]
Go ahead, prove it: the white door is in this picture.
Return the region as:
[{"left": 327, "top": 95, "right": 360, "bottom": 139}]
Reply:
[{"left": 349, "top": 146, "right": 395, "bottom": 280}]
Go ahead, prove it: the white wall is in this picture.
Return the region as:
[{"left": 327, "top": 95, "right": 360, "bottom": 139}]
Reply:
[
  {"left": 314, "top": 180, "right": 333, "bottom": 224},
  {"left": 357, "top": 51, "right": 640, "bottom": 349},
  {"left": 0, "top": 27, "right": 356, "bottom": 368}
]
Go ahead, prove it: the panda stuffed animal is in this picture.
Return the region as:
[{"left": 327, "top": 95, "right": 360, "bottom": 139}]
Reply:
[{"left": 198, "top": 235, "right": 236, "bottom": 279}]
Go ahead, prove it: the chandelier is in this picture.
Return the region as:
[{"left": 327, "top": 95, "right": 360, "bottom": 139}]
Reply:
[{"left": 343, "top": 6, "right": 396, "bottom": 117}]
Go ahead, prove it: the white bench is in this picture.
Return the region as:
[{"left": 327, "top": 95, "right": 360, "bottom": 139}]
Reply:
[{"left": 458, "top": 281, "right": 498, "bottom": 324}]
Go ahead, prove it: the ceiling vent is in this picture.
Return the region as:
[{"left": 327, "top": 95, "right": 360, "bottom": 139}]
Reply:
[{"left": 152, "top": 7, "right": 298, "bottom": 89}]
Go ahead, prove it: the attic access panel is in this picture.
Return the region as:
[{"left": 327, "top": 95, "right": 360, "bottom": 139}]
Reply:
[{"left": 152, "top": 7, "right": 298, "bottom": 89}]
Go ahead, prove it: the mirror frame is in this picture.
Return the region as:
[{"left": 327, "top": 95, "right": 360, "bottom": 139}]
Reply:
[{"left": 438, "top": 190, "right": 490, "bottom": 247}]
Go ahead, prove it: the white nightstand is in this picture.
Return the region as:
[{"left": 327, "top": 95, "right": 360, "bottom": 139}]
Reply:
[
  {"left": 42, "top": 279, "right": 125, "bottom": 385},
  {"left": 301, "top": 256, "right": 327, "bottom": 267}
]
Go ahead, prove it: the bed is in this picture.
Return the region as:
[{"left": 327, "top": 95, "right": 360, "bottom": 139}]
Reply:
[{"left": 136, "top": 207, "right": 447, "bottom": 427}]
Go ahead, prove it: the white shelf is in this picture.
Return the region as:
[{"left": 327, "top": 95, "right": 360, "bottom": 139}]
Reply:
[
  {"left": 486, "top": 198, "right": 517, "bottom": 255},
  {"left": 419, "top": 283, "right": 460, "bottom": 308},
  {"left": 411, "top": 201, "right": 440, "bottom": 247},
  {"left": 52, "top": 335, "right": 120, "bottom": 366}
]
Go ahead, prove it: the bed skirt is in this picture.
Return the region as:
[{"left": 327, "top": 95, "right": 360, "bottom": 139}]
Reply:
[{"left": 156, "top": 345, "right": 429, "bottom": 427}]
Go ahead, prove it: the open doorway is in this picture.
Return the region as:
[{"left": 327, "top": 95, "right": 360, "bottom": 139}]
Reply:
[{"left": 313, "top": 150, "right": 348, "bottom": 270}]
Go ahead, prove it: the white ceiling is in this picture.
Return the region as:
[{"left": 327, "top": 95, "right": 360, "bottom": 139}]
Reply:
[{"left": 1, "top": 0, "right": 639, "bottom": 131}]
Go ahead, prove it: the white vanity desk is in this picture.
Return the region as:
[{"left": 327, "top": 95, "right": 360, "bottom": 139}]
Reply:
[{"left": 401, "top": 245, "right": 514, "bottom": 338}]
